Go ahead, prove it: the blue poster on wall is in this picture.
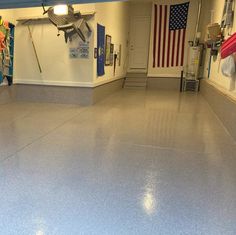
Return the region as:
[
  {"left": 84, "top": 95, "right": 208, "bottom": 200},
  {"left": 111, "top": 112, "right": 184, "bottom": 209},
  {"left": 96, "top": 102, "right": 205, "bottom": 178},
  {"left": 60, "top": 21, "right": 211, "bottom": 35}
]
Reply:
[{"left": 97, "top": 24, "right": 105, "bottom": 77}]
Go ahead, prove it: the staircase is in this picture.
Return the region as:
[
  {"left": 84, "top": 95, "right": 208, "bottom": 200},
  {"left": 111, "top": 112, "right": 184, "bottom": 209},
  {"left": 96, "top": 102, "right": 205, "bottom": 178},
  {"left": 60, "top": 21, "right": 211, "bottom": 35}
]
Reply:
[{"left": 124, "top": 72, "right": 148, "bottom": 89}]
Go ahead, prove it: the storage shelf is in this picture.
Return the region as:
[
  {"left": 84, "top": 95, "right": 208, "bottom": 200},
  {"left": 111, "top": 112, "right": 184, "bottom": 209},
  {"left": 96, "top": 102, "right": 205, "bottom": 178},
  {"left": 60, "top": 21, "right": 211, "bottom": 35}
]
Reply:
[
  {"left": 16, "top": 11, "right": 96, "bottom": 24},
  {"left": 0, "top": 23, "right": 15, "bottom": 86}
]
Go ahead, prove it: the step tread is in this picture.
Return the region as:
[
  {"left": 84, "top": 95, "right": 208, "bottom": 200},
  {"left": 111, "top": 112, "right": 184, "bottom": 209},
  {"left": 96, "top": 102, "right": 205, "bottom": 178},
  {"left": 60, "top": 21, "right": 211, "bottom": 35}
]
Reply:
[
  {"left": 124, "top": 86, "right": 147, "bottom": 89},
  {"left": 125, "top": 81, "right": 147, "bottom": 84},
  {"left": 124, "top": 84, "right": 147, "bottom": 88},
  {"left": 125, "top": 78, "right": 147, "bottom": 82},
  {"left": 126, "top": 73, "right": 148, "bottom": 78}
]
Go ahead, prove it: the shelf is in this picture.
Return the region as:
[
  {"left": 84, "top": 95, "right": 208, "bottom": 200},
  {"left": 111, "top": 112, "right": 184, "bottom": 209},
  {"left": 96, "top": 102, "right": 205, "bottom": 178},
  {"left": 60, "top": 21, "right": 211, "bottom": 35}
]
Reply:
[
  {"left": 0, "top": 23, "right": 14, "bottom": 87},
  {"left": 16, "top": 11, "right": 96, "bottom": 24}
]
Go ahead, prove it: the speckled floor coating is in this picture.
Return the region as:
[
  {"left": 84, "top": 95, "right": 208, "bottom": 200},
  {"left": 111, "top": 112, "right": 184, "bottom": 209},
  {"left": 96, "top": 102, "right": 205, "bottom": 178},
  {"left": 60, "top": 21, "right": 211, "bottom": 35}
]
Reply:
[{"left": 0, "top": 90, "right": 236, "bottom": 235}]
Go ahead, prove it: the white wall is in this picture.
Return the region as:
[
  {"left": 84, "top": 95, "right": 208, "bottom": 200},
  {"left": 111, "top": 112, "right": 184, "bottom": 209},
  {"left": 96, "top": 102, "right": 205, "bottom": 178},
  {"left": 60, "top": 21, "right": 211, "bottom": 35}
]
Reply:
[
  {"left": 12, "top": 1, "right": 129, "bottom": 88},
  {"left": 148, "top": 0, "right": 199, "bottom": 77},
  {"left": 129, "top": 2, "right": 152, "bottom": 17},
  {"left": 0, "top": 9, "right": 15, "bottom": 23},
  {"left": 93, "top": 1, "right": 129, "bottom": 86},
  {"left": 201, "top": 0, "right": 236, "bottom": 98},
  {"left": 198, "top": 0, "right": 213, "bottom": 42},
  {"left": 13, "top": 4, "right": 96, "bottom": 87}
]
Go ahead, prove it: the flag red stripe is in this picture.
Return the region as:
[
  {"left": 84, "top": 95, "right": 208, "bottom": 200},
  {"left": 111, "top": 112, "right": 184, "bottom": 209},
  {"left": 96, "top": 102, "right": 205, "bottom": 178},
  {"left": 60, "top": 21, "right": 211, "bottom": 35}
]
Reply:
[
  {"left": 152, "top": 3, "right": 189, "bottom": 68},
  {"left": 153, "top": 5, "right": 157, "bottom": 68},
  {"left": 162, "top": 5, "right": 167, "bottom": 67},
  {"left": 167, "top": 30, "right": 171, "bottom": 67},
  {"left": 176, "top": 30, "right": 181, "bottom": 66},
  {"left": 157, "top": 5, "right": 162, "bottom": 67},
  {"left": 181, "top": 29, "right": 186, "bottom": 66},
  {"left": 171, "top": 31, "right": 176, "bottom": 67}
]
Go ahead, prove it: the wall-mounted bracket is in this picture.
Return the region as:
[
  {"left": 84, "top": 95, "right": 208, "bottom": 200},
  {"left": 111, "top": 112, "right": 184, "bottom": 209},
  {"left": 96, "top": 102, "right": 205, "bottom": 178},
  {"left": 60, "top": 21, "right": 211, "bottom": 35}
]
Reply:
[{"left": 16, "top": 11, "right": 96, "bottom": 25}]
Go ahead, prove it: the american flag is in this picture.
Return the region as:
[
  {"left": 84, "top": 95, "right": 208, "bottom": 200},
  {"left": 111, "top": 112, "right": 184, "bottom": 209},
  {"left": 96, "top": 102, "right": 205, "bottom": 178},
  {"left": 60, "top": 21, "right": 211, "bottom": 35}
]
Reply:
[{"left": 152, "top": 2, "right": 190, "bottom": 68}]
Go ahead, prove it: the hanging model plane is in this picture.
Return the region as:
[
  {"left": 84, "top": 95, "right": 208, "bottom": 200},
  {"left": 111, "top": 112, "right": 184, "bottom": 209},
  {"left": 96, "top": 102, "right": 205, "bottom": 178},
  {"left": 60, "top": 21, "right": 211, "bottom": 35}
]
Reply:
[{"left": 42, "top": 4, "right": 92, "bottom": 43}]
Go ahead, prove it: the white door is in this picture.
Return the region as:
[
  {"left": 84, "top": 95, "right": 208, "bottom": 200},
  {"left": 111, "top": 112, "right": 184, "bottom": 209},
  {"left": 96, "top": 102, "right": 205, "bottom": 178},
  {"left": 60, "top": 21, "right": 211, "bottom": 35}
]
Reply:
[{"left": 129, "top": 16, "right": 150, "bottom": 69}]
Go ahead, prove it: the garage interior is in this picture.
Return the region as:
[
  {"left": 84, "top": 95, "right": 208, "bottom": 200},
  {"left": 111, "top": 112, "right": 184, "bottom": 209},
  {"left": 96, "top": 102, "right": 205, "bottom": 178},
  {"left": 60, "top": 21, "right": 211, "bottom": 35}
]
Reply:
[{"left": 0, "top": 0, "right": 236, "bottom": 234}]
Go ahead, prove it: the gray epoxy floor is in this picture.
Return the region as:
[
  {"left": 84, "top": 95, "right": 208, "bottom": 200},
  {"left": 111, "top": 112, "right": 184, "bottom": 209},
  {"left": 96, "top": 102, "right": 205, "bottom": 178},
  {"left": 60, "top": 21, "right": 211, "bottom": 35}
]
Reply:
[{"left": 0, "top": 90, "right": 236, "bottom": 235}]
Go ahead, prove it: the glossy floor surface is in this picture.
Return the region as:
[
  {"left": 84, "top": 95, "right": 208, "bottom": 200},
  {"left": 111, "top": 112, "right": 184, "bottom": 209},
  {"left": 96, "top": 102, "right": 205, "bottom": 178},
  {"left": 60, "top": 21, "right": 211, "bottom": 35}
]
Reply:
[{"left": 0, "top": 90, "right": 236, "bottom": 235}]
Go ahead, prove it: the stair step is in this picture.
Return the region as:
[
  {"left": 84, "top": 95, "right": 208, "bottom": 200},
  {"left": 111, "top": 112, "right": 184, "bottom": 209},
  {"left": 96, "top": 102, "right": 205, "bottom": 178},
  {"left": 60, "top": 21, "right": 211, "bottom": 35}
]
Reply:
[
  {"left": 125, "top": 80, "right": 146, "bottom": 83},
  {"left": 124, "top": 86, "right": 146, "bottom": 90},
  {"left": 126, "top": 73, "right": 147, "bottom": 78},
  {"left": 124, "top": 86, "right": 147, "bottom": 89},
  {"left": 124, "top": 72, "right": 148, "bottom": 89},
  {"left": 125, "top": 81, "right": 147, "bottom": 86},
  {"left": 125, "top": 76, "right": 147, "bottom": 80}
]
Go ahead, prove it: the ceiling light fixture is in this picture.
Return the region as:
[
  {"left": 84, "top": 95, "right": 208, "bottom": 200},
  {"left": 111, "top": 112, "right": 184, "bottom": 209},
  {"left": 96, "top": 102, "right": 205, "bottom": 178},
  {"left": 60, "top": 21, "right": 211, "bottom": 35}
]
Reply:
[{"left": 53, "top": 4, "right": 68, "bottom": 15}]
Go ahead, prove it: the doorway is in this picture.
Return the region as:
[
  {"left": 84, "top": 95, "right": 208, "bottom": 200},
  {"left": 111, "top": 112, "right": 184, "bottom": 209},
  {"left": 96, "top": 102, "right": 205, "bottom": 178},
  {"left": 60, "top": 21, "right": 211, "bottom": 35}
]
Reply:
[{"left": 128, "top": 16, "right": 151, "bottom": 71}]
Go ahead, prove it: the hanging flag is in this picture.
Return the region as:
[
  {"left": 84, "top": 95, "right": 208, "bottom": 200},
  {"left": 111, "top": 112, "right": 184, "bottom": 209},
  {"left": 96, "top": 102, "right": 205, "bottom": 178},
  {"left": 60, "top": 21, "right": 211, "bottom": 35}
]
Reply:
[
  {"left": 152, "top": 2, "right": 190, "bottom": 68},
  {"left": 97, "top": 24, "right": 105, "bottom": 77}
]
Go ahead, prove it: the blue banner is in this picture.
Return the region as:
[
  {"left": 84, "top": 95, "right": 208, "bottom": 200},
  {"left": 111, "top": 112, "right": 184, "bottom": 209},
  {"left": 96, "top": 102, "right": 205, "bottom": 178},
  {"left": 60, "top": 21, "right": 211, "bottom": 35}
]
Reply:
[{"left": 97, "top": 24, "right": 105, "bottom": 77}]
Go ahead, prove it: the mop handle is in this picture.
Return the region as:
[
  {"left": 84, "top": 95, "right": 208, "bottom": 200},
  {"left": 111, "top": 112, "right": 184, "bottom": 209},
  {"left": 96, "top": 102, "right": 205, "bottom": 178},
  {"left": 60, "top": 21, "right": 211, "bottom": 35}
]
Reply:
[{"left": 27, "top": 25, "right": 42, "bottom": 73}]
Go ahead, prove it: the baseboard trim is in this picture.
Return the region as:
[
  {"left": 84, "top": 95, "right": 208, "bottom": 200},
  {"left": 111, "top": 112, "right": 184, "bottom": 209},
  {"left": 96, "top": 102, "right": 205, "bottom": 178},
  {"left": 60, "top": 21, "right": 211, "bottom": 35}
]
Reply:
[
  {"left": 201, "top": 79, "right": 236, "bottom": 141},
  {"left": 14, "top": 76, "right": 125, "bottom": 88},
  {"left": 202, "top": 79, "right": 236, "bottom": 103},
  {"left": 13, "top": 78, "right": 125, "bottom": 106},
  {"left": 94, "top": 76, "right": 125, "bottom": 87},
  {"left": 147, "top": 77, "right": 180, "bottom": 90},
  {"left": 14, "top": 79, "right": 93, "bottom": 88},
  {"left": 93, "top": 78, "right": 124, "bottom": 103}
]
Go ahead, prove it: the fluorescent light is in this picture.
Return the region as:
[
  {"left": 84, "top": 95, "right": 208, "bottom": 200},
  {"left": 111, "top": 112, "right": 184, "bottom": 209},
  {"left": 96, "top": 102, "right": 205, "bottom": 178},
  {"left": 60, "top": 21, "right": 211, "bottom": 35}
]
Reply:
[{"left": 53, "top": 5, "right": 68, "bottom": 15}]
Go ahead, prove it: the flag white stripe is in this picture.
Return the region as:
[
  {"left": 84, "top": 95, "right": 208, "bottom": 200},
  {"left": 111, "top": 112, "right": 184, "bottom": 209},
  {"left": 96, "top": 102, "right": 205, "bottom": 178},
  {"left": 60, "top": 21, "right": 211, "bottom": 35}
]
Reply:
[
  {"left": 165, "top": 6, "right": 170, "bottom": 68},
  {"left": 152, "top": 3, "right": 188, "bottom": 68},
  {"left": 159, "top": 5, "right": 163, "bottom": 67},
  {"left": 179, "top": 29, "right": 184, "bottom": 66}
]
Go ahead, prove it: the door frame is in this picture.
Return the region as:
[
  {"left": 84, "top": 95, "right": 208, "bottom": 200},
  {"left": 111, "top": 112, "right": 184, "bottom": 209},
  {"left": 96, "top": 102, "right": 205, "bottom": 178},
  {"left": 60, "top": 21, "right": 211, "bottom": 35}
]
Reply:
[{"left": 128, "top": 15, "right": 151, "bottom": 73}]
